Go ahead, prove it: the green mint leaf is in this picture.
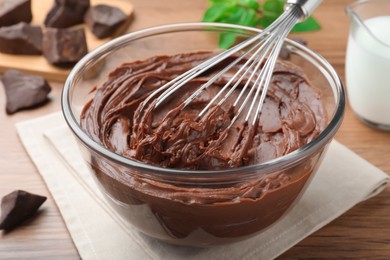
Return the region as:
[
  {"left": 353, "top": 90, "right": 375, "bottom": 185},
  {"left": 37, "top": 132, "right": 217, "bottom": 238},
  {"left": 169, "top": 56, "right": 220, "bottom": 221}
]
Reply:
[
  {"left": 219, "top": 32, "right": 237, "bottom": 49},
  {"left": 201, "top": 0, "right": 321, "bottom": 48},
  {"left": 239, "top": 0, "right": 260, "bottom": 10},
  {"left": 257, "top": 16, "right": 274, "bottom": 28},
  {"left": 209, "top": 0, "right": 236, "bottom": 4},
  {"left": 221, "top": 6, "right": 246, "bottom": 24},
  {"left": 219, "top": 8, "right": 258, "bottom": 48},
  {"left": 202, "top": 2, "right": 233, "bottom": 22},
  {"left": 239, "top": 8, "right": 257, "bottom": 27},
  {"left": 292, "top": 17, "right": 321, "bottom": 32},
  {"left": 262, "top": 0, "right": 284, "bottom": 18}
]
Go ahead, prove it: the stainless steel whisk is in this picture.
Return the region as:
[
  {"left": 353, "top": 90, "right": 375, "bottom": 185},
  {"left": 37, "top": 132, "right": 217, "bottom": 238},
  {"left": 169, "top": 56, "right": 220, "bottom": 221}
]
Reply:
[{"left": 139, "top": 0, "right": 322, "bottom": 128}]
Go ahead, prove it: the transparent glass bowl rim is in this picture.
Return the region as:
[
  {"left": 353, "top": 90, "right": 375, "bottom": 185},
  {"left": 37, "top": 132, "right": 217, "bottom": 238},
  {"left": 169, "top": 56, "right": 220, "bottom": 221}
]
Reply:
[{"left": 61, "top": 22, "right": 345, "bottom": 177}]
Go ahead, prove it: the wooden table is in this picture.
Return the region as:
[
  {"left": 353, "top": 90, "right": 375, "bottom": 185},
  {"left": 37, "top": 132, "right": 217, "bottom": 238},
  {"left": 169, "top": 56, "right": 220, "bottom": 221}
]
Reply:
[{"left": 1, "top": 0, "right": 389, "bottom": 258}]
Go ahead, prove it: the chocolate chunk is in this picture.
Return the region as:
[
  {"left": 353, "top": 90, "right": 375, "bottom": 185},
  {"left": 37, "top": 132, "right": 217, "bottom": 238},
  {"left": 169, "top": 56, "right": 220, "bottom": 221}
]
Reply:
[
  {"left": 0, "top": 22, "right": 42, "bottom": 55},
  {"left": 1, "top": 70, "right": 51, "bottom": 114},
  {"left": 84, "top": 5, "right": 127, "bottom": 39},
  {"left": 0, "top": 190, "right": 46, "bottom": 231},
  {"left": 44, "top": 0, "right": 90, "bottom": 28},
  {"left": 43, "top": 27, "right": 88, "bottom": 65},
  {"left": 0, "top": 0, "right": 32, "bottom": 27}
]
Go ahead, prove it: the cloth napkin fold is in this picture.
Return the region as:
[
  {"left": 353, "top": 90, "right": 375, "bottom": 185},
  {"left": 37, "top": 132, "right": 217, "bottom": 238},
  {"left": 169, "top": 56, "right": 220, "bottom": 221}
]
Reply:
[{"left": 16, "top": 112, "right": 389, "bottom": 260}]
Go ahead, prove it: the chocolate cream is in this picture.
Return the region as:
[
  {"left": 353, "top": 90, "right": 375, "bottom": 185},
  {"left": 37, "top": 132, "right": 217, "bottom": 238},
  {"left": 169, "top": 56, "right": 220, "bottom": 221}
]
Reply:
[{"left": 80, "top": 52, "right": 327, "bottom": 245}]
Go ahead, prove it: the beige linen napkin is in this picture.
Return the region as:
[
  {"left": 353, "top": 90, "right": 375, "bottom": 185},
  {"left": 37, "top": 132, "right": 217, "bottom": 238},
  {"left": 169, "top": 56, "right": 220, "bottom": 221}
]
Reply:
[{"left": 16, "top": 112, "right": 389, "bottom": 260}]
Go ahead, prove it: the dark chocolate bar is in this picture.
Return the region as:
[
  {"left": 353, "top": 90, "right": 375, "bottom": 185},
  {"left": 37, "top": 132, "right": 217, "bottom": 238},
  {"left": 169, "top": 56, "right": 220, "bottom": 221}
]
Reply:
[
  {"left": 1, "top": 70, "right": 51, "bottom": 114},
  {"left": 42, "top": 27, "right": 88, "bottom": 65},
  {"left": 0, "top": 0, "right": 32, "bottom": 27},
  {"left": 44, "top": 0, "right": 90, "bottom": 28},
  {"left": 84, "top": 4, "right": 127, "bottom": 39},
  {"left": 0, "top": 190, "right": 47, "bottom": 231},
  {"left": 0, "top": 22, "right": 42, "bottom": 55}
]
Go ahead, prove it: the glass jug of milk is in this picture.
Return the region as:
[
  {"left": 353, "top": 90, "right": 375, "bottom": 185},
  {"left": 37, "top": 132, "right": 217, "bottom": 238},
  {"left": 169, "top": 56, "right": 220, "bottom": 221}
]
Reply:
[{"left": 345, "top": 0, "right": 390, "bottom": 130}]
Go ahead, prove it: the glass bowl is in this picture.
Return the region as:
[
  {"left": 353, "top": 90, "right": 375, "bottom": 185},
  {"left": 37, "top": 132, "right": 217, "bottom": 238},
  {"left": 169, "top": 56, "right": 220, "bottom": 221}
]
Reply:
[{"left": 62, "top": 22, "right": 345, "bottom": 247}]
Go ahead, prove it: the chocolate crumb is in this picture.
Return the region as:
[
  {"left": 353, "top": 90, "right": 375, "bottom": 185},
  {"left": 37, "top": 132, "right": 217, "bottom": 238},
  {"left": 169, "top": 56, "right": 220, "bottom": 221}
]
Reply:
[
  {"left": 0, "top": 190, "right": 46, "bottom": 231},
  {"left": 44, "top": 0, "right": 90, "bottom": 28},
  {"left": 0, "top": 22, "right": 42, "bottom": 55},
  {"left": 0, "top": 0, "right": 32, "bottom": 27},
  {"left": 42, "top": 27, "right": 88, "bottom": 66},
  {"left": 84, "top": 5, "right": 127, "bottom": 39},
  {"left": 1, "top": 70, "right": 52, "bottom": 114}
]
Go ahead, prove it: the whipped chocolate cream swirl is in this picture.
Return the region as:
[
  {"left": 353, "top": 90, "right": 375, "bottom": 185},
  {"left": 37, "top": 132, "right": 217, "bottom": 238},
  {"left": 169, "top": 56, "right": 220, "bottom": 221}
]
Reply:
[{"left": 81, "top": 52, "right": 326, "bottom": 170}]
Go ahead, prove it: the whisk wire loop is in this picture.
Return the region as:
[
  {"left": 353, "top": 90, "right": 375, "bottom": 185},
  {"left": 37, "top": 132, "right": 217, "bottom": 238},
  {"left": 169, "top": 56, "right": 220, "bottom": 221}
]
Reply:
[
  {"left": 152, "top": 6, "right": 296, "bottom": 110},
  {"left": 137, "top": 2, "right": 321, "bottom": 131},
  {"left": 247, "top": 7, "right": 303, "bottom": 125}
]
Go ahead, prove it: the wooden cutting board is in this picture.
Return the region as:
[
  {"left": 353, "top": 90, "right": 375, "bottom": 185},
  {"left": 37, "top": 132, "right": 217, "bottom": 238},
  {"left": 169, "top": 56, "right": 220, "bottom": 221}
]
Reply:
[{"left": 0, "top": 0, "right": 134, "bottom": 81}]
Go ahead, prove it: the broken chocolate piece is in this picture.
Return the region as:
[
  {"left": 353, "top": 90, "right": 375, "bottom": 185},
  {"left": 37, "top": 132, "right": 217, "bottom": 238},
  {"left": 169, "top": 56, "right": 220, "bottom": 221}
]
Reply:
[
  {"left": 1, "top": 70, "right": 51, "bottom": 114},
  {"left": 0, "top": 0, "right": 32, "bottom": 27},
  {"left": 0, "top": 190, "right": 46, "bottom": 231},
  {"left": 43, "top": 27, "right": 88, "bottom": 65},
  {"left": 84, "top": 4, "right": 127, "bottom": 39},
  {"left": 44, "top": 0, "right": 90, "bottom": 28},
  {"left": 0, "top": 22, "right": 42, "bottom": 55}
]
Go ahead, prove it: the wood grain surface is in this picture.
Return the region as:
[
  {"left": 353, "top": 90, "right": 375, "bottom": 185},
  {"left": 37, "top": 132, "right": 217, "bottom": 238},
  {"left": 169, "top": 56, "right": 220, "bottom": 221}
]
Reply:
[
  {"left": 0, "top": 0, "right": 134, "bottom": 81},
  {"left": 1, "top": 0, "right": 390, "bottom": 259}
]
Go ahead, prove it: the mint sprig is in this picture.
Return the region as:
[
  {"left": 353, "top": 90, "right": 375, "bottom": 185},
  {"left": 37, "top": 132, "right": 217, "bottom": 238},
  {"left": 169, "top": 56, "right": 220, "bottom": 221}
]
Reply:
[{"left": 202, "top": 0, "right": 320, "bottom": 48}]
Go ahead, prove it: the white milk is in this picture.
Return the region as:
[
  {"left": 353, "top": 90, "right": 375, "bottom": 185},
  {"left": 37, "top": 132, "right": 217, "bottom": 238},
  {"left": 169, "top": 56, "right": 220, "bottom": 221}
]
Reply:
[{"left": 346, "top": 16, "right": 390, "bottom": 126}]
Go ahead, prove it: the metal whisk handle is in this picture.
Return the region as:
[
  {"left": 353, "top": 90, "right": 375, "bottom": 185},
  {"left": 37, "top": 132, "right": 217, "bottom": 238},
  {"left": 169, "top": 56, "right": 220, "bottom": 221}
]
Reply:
[{"left": 286, "top": 0, "right": 323, "bottom": 19}]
